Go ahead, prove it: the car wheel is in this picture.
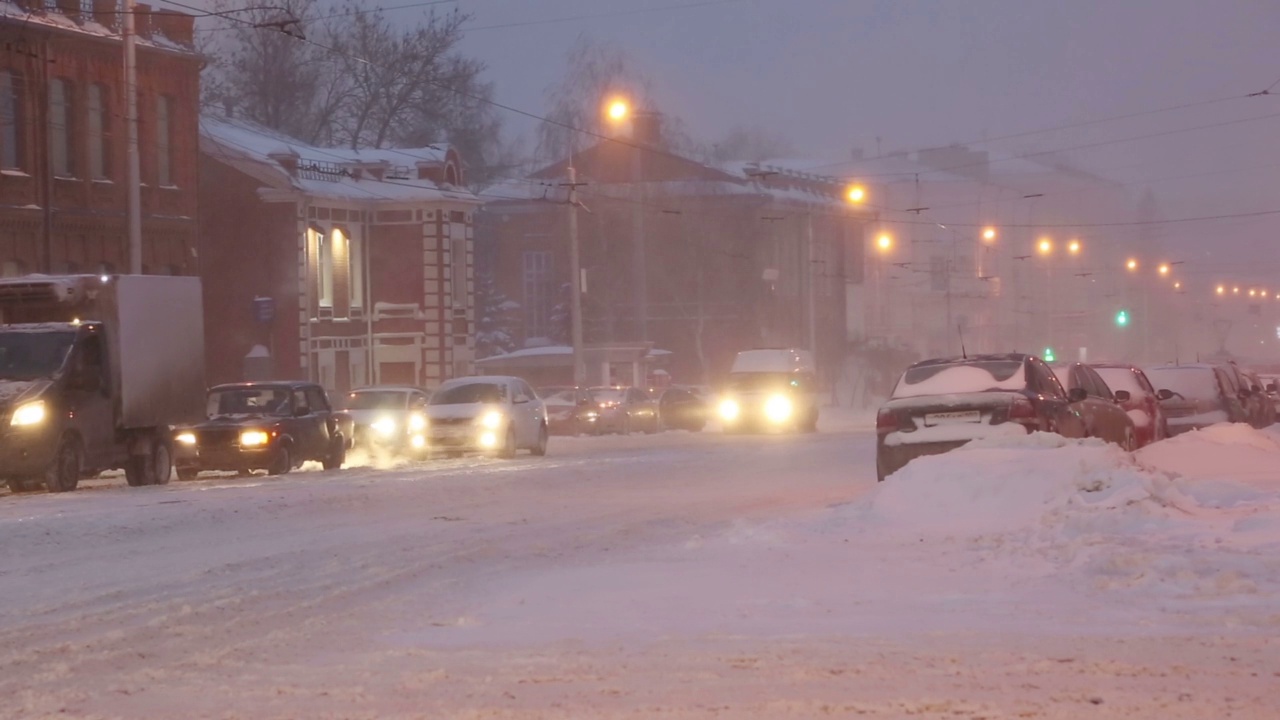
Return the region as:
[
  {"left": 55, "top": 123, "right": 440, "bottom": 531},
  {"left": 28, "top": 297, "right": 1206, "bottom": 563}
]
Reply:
[
  {"left": 499, "top": 426, "right": 517, "bottom": 459},
  {"left": 322, "top": 437, "right": 346, "bottom": 470},
  {"left": 267, "top": 446, "right": 292, "bottom": 476},
  {"left": 532, "top": 424, "right": 549, "bottom": 457},
  {"left": 125, "top": 435, "right": 171, "bottom": 487},
  {"left": 44, "top": 435, "right": 82, "bottom": 493}
]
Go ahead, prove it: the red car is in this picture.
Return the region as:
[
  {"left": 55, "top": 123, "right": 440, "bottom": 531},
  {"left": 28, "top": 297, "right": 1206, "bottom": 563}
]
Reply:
[{"left": 1092, "top": 363, "right": 1169, "bottom": 447}]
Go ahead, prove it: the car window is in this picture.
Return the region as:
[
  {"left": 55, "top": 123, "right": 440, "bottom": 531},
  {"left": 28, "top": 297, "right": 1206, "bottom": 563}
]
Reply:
[
  {"left": 292, "top": 389, "right": 309, "bottom": 413},
  {"left": 1028, "top": 359, "right": 1066, "bottom": 399},
  {"left": 513, "top": 381, "right": 533, "bottom": 403},
  {"left": 1096, "top": 367, "right": 1147, "bottom": 398},
  {"left": 306, "top": 387, "right": 330, "bottom": 412},
  {"left": 1216, "top": 368, "right": 1237, "bottom": 395},
  {"left": 1082, "top": 367, "right": 1110, "bottom": 399}
]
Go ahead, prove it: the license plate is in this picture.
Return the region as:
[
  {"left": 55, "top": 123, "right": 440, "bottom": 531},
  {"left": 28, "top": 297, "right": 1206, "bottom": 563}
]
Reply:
[{"left": 924, "top": 410, "right": 981, "bottom": 426}]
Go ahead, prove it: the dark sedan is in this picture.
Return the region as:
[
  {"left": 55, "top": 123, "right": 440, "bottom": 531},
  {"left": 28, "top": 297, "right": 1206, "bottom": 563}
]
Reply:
[
  {"left": 537, "top": 386, "right": 599, "bottom": 436},
  {"left": 658, "top": 387, "right": 708, "bottom": 432},
  {"left": 876, "top": 353, "right": 1088, "bottom": 482},
  {"left": 1049, "top": 362, "right": 1139, "bottom": 450}
]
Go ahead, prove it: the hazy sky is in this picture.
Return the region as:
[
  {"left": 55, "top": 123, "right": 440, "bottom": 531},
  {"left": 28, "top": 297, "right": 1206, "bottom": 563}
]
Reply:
[{"left": 180, "top": 0, "right": 1280, "bottom": 280}]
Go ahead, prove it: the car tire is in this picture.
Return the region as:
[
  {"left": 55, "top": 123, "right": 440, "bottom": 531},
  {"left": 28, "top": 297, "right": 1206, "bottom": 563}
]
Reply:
[
  {"left": 44, "top": 435, "right": 82, "bottom": 493},
  {"left": 125, "top": 435, "right": 171, "bottom": 487},
  {"left": 176, "top": 467, "right": 199, "bottom": 482},
  {"left": 499, "top": 426, "right": 517, "bottom": 459},
  {"left": 322, "top": 436, "right": 345, "bottom": 471},
  {"left": 532, "top": 424, "right": 549, "bottom": 457},
  {"left": 268, "top": 446, "right": 292, "bottom": 476}
]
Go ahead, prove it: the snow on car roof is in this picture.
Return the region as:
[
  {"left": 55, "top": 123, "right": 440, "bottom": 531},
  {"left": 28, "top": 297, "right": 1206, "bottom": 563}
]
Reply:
[{"left": 892, "top": 360, "right": 1027, "bottom": 399}]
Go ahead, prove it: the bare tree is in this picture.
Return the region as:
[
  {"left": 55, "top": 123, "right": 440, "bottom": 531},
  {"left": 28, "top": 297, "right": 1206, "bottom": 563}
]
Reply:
[{"left": 537, "top": 35, "right": 654, "bottom": 162}]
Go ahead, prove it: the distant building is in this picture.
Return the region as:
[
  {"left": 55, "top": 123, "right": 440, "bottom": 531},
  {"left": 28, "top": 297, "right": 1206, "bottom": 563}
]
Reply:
[
  {"left": 0, "top": 1, "right": 200, "bottom": 277},
  {"left": 198, "top": 114, "right": 480, "bottom": 392}
]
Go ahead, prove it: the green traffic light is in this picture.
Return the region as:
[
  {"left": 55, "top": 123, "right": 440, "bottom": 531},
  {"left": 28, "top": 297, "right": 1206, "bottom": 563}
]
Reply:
[
  {"left": 1043, "top": 347, "right": 1056, "bottom": 362},
  {"left": 1115, "top": 310, "right": 1129, "bottom": 327}
]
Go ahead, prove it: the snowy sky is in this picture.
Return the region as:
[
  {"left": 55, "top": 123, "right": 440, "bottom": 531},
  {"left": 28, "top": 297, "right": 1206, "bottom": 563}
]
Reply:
[{"left": 174, "top": 0, "right": 1280, "bottom": 279}]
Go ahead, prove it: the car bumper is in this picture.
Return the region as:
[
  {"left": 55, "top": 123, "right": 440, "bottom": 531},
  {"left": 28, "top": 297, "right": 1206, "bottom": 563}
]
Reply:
[
  {"left": 0, "top": 426, "right": 60, "bottom": 478},
  {"left": 876, "top": 438, "right": 971, "bottom": 479},
  {"left": 174, "top": 444, "right": 279, "bottom": 472},
  {"left": 427, "top": 426, "right": 503, "bottom": 452}
]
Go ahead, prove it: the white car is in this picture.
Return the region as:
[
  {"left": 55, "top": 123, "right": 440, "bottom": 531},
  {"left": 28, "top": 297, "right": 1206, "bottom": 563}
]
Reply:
[{"left": 425, "top": 376, "right": 549, "bottom": 458}]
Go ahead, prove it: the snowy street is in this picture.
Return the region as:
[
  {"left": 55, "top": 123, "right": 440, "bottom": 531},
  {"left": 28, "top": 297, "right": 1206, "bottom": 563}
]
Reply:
[{"left": 2, "top": 422, "right": 1279, "bottom": 719}]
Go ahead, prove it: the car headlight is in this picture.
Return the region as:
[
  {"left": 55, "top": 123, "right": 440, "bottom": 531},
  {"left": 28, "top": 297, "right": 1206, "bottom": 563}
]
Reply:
[
  {"left": 718, "top": 398, "right": 740, "bottom": 422},
  {"left": 239, "top": 430, "right": 270, "bottom": 447},
  {"left": 408, "top": 413, "right": 427, "bottom": 432},
  {"left": 10, "top": 401, "right": 46, "bottom": 427},
  {"left": 764, "top": 394, "right": 793, "bottom": 423},
  {"left": 478, "top": 410, "right": 504, "bottom": 429},
  {"left": 371, "top": 417, "right": 397, "bottom": 437},
  {"left": 175, "top": 432, "right": 197, "bottom": 446},
  {"left": 478, "top": 431, "right": 499, "bottom": 448}
]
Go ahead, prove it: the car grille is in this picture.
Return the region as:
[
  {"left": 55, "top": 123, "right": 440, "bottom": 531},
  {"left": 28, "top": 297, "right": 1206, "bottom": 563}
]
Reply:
[
  {"left": 197, "top": 429, "right": 240, "bottom": 448},
  {"left": 431, "top": 417, "right": 472, "bottom": 427}
]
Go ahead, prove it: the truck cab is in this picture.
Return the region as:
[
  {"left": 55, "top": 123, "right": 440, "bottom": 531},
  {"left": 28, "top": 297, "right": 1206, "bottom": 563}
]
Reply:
[
  {"left": 0, "top": 275, "right": 204, "bottom": 493},
  {"left": 716, "top": 348, "right": 820, "bottom": 433}
]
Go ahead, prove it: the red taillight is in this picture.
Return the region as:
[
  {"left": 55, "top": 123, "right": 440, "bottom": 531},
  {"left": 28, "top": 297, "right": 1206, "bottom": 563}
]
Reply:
[
  {"left": 1009, "top": 397, "right": 1037, "bottom": 420},
  {"left": 876, "top": 408, "right": 899, "bottom": 430}
]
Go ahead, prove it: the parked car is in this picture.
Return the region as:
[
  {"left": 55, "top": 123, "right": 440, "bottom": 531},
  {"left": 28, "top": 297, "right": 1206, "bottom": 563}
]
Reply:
[
  {"left": 1047, "top": 363, "right": 1139, "bottom": 450},
  {"left": 717, "top": 348, "right": 820, "bottom": 432},
  {"left": 1144, "top": 364, "right": 1250, "bottom": 435},
  {"left": 174, "top": 382, "right": 351, "bottom": 479},
  {"left": 537, "top": 386, "right": 599, "bottom": 435},
  {"left": 658, "top": 386, "right": 709, "bottom": 432},
  {"left": 425, "top": 376, "right": 548, "bottom": 457},
  {"left": 876, "top": 353, "right": 1090, "bottom": 483},
  {"left": 1236, "top": 367, "right": 1274, "bottom": 429},
  {"left": 1092, "top": 363, "right": 1169, "bottom": 447},
  {"left": 590, "top": 386, "right": 660, "bottom": 434},
  {"left": 341, "top": 386, "right": 431, "bottom": 456},
  {"left": 1259, "top": 374, "right": 1280, "bottom": 421}
]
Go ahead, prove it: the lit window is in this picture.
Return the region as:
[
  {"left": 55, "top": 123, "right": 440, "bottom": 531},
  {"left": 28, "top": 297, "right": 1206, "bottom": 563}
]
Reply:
[
  {"left": 0, "top": 70, "right": 22, "bottom": 170},
  {"left": 314, "top": 227, "right": 333, "bottom": 308},
  {"left": 49, "top": 78, "right": 74, "bottom": 177},
  {"left": 156, "top": 95, "right": 172, "bottom": 186},
  {"left": 87, "top": 83, "right": 111, "bottom": 180},
  {"left": 345, "top": 227, "right": 364, "bottom": 309}
]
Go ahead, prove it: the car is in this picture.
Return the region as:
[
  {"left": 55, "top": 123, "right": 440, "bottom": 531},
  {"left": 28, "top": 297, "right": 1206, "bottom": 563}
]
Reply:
[
  {"left": 717, "top": 348, "right": 819, "bottom": 433},
  {"left": 1259, "top": 374, "right": 1280, "bottom": 422},
  {"left": 173, "top": 382, "right": 350, "bottom": 479},
  {"left": 589, "top": 386, "right": 660, "bottom": 434},
  {"left": 1092, "top": 363, "right": 1170, "bottom": 447},
  {"left": 1236, "top": 367, "right": 1274, "bottom": 429},
  {"left": 341, "top": 386, "right": 431, "bottom": 456},
  {"left": 876, "top": 353, "right": 1091, "bottom": 483},
  {"left": 1048, "top": 362, "right": 1139, "bottom": 450},
  {"left": 1144, "top": 363, "right": 1251, "bottom": 436},
  {"left": 425, "top": 376, "right": 548, "bottom": 457},
  {"left": 537, "top": 386, "right": 599, "bottom": 436},
  {"left": 658, "top": 386, "right": 709, "bottom": 432}
]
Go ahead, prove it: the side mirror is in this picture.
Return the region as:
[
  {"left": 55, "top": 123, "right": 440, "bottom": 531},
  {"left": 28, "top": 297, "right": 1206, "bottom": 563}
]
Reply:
[
  {"left": 1268, "top": 383, "right": 1278, "bottom": 393},
  {"left": 514, "top": 397, "right": 529, "bottom": 405},
  {"left": 294, "top": 405, "right": 311, "bottom": 417},
  {"left": 1068, "top": 387, "right": 1088, "bottom": 403},
  {"left": 1156, "top": 388, "right": 1175, "bottom": 401},
  {"left": 1251, "top": 385, "right": 1262, "bottom": 394},
  {"left": 1113, "top": 390, "right": 1131, "bottom": 403}
]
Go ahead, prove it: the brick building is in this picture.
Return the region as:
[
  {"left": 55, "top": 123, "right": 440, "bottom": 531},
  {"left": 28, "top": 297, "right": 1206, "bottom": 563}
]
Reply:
[
  {"left": 199, "top": 115, "right": 481, "bottom": 393},
  {"left": 0, "top": 1, "right": 199, "bottom": 277}
]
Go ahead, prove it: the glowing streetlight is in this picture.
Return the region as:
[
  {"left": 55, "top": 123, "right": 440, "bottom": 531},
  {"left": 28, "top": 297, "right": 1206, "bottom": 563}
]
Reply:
[
  {"left": 876, "top": 233, "right": 893, "bottom": 252},
  {"left": 1234, "top": 286, "right": 1241, "bottom": 294},
  {"left": 1249, "top": 289, "right": 1257, "bottom": 298},
  {"left": 1158, "top": 263, "right": 1170, "bottom": 276},
  {"left": 982, "top": 227, "right": 997, "bottom": 243},
  {"left": 846, "top": 185, "right": 866, "bottom": 204},
  {"left": 605, "top": 98, "right": 629, "bottom": 122},
  {"left": 1067, "top": 239, "right": 1081, "bottom": 255},
  {"left": 1174, "top": 281, "right": 1182, "bottom": 290},
  {"left": 1037, "top": 237, "right": 1053, "bottom": 255},
  {"left": 1216, "top": 285, "right": 1226, "bottom": 295},
  {"left": 1126, "top": 258, "right": 1138, "bottom": 272}
]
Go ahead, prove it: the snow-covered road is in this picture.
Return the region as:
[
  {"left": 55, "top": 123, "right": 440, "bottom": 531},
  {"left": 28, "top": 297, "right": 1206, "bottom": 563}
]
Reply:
[{"left": 1, "top": 425, "right": 1277, "bottom": 719}]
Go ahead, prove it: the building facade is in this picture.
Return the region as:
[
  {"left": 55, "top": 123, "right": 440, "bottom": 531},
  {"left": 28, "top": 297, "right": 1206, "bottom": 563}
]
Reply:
[
  {"left": 199, "top": 115, "right": 481, "bottom": 393},
  {"left": 0, "top": 1, "right": 199, "bottom": 277}
]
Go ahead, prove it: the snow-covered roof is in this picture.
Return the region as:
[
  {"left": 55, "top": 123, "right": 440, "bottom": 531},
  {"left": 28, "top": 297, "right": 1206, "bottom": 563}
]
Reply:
[
  {"left": 0, "top": 2, "right": 196, "bottom": 55},
  {"left": 200, "top": 115, "right": 480, "bottom": 207}
]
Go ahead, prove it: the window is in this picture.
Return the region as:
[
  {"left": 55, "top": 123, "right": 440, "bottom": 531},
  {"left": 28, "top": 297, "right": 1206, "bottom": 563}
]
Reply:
[
  {"left": 49, "top": 78, "right": 73, "bottom": 177},
  {"left": 87, "top": 83, "right": 110, "bottom": 180},
  {"left": 343, "top": 227, "right": 363, "bottom": 309},
  {"left": 313, "top": 227, "right": 333, "bottom": 308},
  {"left": 305, "top": 386, "right": 330, "bottom": 412},
  {"left": 156, "top": 95, "right": 172, "bottom": 186},
  {"left": 1, "top": 70, "right": 22, "bottom": 170},
  {"left": 522, "top": 250, "right": 552, "bottom": 339},
  {"left": 450, "top": 229, "right": 468, "bottom": 309}
]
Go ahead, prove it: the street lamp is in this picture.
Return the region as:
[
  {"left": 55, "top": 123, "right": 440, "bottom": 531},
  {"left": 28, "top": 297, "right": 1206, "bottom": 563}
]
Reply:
[
  {"left": 606, "top": 98, "right": 629, "bottom": 123},
  {"left": 1174, "top": 281, "right": 1182, "bottom": 290},
  {"left": 1037, "top": 237, "right": 1053, "bottom": 255},
  {"left": 846, "top": 185, "right": 866, "bottom": 204},
  {"left": 1217, "top": 285, "right": 1226, "bottom": 295},
  {"left": 876, "top": 233, "right": 893, "bottom": 252},
  {"left": 1126, "top": 258, "right": 1138, "bottom": 272},
  {"left": 1067, "top": 239, "right": 1081, "bottom": 255},
  {"left": 1234, "top": 286, "right": 1241, "bottom": 294},
  {"left": 982, "top": 227, "right": 997, "bottom": 243},
  {"left": 1158, "top": 263, "right": 1170, "bottom": 276}
]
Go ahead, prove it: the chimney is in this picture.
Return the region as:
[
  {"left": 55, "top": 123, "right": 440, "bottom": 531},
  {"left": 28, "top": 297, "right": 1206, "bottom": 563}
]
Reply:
[
  {"left": 136, "top": 3, "right": 153, "bottom": 38},
  {"left": 268, "top": 151, "right": 299, "bottom": 176},
  {"left": 153, "top": 9, "right": 195, "bottom": 46},
  {"left": 632, "top": 111, "right": 663, "bottom": 147},
  {"left": 93, "top": 0, "right": 117, "bottom": 29}
]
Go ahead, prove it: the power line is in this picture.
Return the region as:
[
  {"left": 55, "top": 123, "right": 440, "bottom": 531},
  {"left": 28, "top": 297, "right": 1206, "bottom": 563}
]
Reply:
[
  {"left": 464, "top": 0, "right": 753, "bottom": 33},
  {"left": 190, "top": 0, "right": 460, "bottom": 33}
]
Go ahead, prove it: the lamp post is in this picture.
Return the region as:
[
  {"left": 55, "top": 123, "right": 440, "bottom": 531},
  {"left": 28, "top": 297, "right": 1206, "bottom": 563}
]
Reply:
[
  {"left": 604, "top": 97, "right": 653, "bottom": 342},
  {"left": 124, "top": 0, "right": 142, "bottom": 273}
]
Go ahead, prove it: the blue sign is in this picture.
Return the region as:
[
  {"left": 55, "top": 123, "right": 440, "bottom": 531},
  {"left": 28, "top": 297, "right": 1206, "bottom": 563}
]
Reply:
[{"left": 253, "top": 296, "right": 276, "bottom": 324}]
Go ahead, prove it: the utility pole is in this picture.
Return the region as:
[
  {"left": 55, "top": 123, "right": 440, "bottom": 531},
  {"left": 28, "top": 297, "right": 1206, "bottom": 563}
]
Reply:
[
  {"left": 805, "top": 209, "right": 817, "bottom": 358},
  {"left": 124, "top": 0, "right": 142, "bottom": 274},
  {"left": 565, "top": 163, "right": 586, "bottom": 387},
  {"left": 631, "top": 132, "right": 648, "bottom": 342}
]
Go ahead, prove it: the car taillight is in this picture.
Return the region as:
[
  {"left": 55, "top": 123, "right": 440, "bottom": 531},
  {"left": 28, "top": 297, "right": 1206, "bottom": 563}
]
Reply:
[
  {"left": 1009, "top": 397, "right": 1037, "bottom": 420},
  {"left": 876, "top": 408, "right": 899, "bottom": 430}
]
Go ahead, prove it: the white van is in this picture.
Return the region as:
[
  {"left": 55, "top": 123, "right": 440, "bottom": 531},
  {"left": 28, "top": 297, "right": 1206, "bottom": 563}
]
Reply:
[{"left": 716, "top": 348, "right": 819, "bottom": 432}]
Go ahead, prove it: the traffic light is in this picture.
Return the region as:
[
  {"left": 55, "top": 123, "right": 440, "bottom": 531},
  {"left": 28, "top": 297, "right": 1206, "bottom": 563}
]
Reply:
[
  {"left": 1043, "top": 346, "right": 1056, "bottom": 362},
  {"left": 1115, "top": 309, "right": 1130, "bottom": 327}
]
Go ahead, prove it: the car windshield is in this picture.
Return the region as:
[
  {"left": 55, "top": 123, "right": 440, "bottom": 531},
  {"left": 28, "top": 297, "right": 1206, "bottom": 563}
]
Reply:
[
  {"left": 343, "top": 391, "right": 408, "bottom": 411},
  {"left": 207, "top": 387, "right": 292, "bottom": 418},
  {"left": 1094, "top": 368, "right": 1147, "bottom": 397},
  {"left": 726, "top": 373, "right": 797, "bottom": 391},
  {"left": 892, "top": 360, "right": 1026, "bottom": 399},
  {"left": 0, "top": 330, "right": 77, "bottom": 381},
  {"left": 591, "top": 388, "right": 627, "bottom": 403},
  {"left": 1145, "top": 367, "right": 1220, "bottom": 401},
  {"left": 430, "top": 382, "right": 506, "bottom": 405}
]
